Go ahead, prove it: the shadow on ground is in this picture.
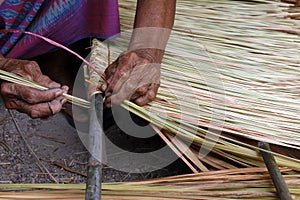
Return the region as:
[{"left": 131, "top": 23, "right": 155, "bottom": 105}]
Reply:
[{"left": 0, "top": 96, "right": 190, "bottom": 184}]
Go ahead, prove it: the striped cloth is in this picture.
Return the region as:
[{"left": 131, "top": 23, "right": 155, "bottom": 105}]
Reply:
[{"left": 0, "top": 0, "right": 120, "bottom": 59}]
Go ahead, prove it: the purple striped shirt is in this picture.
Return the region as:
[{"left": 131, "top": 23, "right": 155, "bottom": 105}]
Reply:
[{"left": 0, "top": 0, "right": 120, "bottom": 59}]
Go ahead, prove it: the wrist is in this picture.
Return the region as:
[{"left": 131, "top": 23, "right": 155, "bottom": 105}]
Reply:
[
  {"left": 133, "top": 48, "right": 164, "bottom": 64},
  {"left": 129, "top": 27, "right": 171, "bottom": 49},
  {"left": 128, "top": 27, "right": 171, "bottom": 64}
]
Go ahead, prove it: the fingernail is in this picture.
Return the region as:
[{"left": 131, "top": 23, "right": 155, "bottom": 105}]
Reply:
[
  {"left": 60, "top": 98, "right": 67, "bottom": 105},
  {"left": 100, "top": 83, "right": 107, "bottom": 91},
  {"left": 55, "top": 90, "right": 63, "bottom": 97},
  {"left": 49, "top": 82, "right": 61, "bottom": 88},
  {"left": 62, "top": 85, "right": 69, "bottom": 92}
]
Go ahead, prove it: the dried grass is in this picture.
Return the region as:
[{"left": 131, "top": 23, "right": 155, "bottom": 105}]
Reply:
[
  {"left": 90, "top": 0, "right": 300, "bottom": 171},
  {"left": 0, "top": 168, "right": 299, "bottom": 199}
]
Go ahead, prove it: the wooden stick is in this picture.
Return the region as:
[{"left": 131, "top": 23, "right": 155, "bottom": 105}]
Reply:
[
  {"left": 258, "top": 142, "right": 292, "bottom": 200},
  {"left": 85, "top": 94, "right": 104, "bottom": 200},
  {"left": 51, "top": 160, "right": 87, "bottom": 177}
]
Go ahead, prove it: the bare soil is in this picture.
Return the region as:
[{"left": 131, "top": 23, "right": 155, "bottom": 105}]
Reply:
[{"left": 0, "top": 96, "right": 190, "bottom": 184}]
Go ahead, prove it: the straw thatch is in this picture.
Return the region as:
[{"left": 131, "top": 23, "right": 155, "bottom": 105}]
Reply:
[
  {"left": 1, "top": 0, "right": 300, "bottom": 198},
  {"left": 89, "top": 0, "right": 300, "bottom": 172},
  {"left": 0, "top": 168, "right": 299, "bottom": 199}
]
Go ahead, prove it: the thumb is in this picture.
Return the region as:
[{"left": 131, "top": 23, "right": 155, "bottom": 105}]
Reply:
[
  {"left": 48, "top": 81, "right": 61, "bottom": 88},
  {"left": 36, "top": 74, "right": 61, "bottom": 88}
]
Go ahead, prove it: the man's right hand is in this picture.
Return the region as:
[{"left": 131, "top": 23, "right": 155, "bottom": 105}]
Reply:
[{"left": 0, "top": 58, "right": 68, "bottom": 119}]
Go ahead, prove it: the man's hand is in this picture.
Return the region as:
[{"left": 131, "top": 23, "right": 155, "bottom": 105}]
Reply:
[
  {"left": 0, "top": 58, "right": 68, "bottom": 118},
  {"left": 100, "top": 0, "right": 176, "bottom": 107},
  {"left": 100, "top": 50, "right": 160, "bottom": 107}
]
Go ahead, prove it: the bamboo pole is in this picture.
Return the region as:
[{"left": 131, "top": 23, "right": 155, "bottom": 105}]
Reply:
[
  {"left": 85, "top": 94, "right": 104, "bottom": 200},
  {"left": 259, "top": 142, "right": 292, "bottom": 200}
]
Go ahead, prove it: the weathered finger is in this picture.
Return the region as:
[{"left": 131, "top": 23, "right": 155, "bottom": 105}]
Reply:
[
  {"left": 37, "top": 74, "right": 61, "bottom": 88},
  {"left": 104, "top": 94, "right": 112, "bottom": 108},
  {"left": 107, "top": 69, "right": 155, "bottom": 105},
  {"left": 107, "top": 64, "right": 132, "bottom": 94},
  {"left": 25, "top": 60, "right": 40, "bottom": 72},
  {"left": 129, "top": 84, "right": 150, "bottom": 100},
  {"left": 13, "top": 69, "right": 34, "bottom": 81},
  {"left": 134, "top": 84, "right": 159, "bottom": 106},
  {"left": 110, "top": 78, "right": 140, "bottom": 105},
  {"left": 4, "top": 98, "right": 63, "bottom": 118},
  {"left": 100, "top": 63, "right": 117, "bottom": 92},
  {"left": 61, "top": 85, "right": 69, "bottom": 93},
  {"left": 104, "top": 62, "right": 117, "bottom": 77},
  {"left": 100, "top": 82, "right": 106, "bottom": 92},
  {"left": 48, "top": 96, "right": 67, "bottom": 115},
  {"left": 0, "top": 82, "right": 16, "bottom": 97},
  {"left": 49, "top": 81, "right": 61, "bottom": 88},
  {"left": 13, "top": 84, "right": 64, "bottom": 104},
  {"left": 26, "top": 61, "right": 61, "bottom": 88},
  {"left": 106, "top": 52, "right": 142, "bottom": 93},
  {"left": 1, "top": 81, "right": 64, "bottom": 104}
]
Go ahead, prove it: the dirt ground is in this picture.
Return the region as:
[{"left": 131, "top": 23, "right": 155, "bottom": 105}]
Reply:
[{"left": 0, "top": 96, "right": 190, "bottom": 184}]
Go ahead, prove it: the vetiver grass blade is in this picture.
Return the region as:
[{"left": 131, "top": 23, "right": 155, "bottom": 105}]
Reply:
[{"left": 90, "top": 0, "right": 300, "bottom": 171}]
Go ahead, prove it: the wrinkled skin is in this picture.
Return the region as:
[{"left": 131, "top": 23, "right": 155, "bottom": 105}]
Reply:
[
  {"left": 100, "top": 50, "right": 161, "bottom": 107},
  {"left": 0, "top": 0, "right": 176, "bottom": 119},
  {"left": 0, "top": 58, "right": 68, "bottom": 119},
  {"left": 99, "top": 0, "right": 176, "bottom": 108}
]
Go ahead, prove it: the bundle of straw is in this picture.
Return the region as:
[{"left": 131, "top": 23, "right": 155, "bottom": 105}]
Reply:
[
  {"left": 90, "top": 0, "right": 300, "bottom": 171},
  {"left": 1, "top": 0, "right": 300, "bottom": 198},
  {"left": 0, "top": 168, "right": 299, "bottom": 199},
  {"left": 0, "top": 69, "right": 90, "bottom": 108}
]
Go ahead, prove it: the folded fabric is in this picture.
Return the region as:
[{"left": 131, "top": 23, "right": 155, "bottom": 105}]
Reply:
[{"left": 0, "top": 0, "right": 120, "bottom": 59}]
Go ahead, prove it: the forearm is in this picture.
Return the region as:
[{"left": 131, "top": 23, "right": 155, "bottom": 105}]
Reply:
[
  {"left": 134, "top": 0, "right": 176, "bottom": 29},
  {"left": 129, "top": 0, "right": 176, "bottom": 62}
]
